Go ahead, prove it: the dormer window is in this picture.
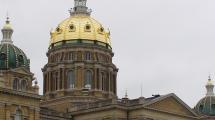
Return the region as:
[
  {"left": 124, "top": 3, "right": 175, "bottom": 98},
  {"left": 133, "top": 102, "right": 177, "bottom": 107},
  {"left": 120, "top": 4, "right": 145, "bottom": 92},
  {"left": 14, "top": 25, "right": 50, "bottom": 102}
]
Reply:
[
  {"left": 0, "top": 53, "right": 6, "bottom": 60},
  {"left": 85, "top": 24, "right": 91, "bottom": 32},
  {"left": 56, "top": 27, "right": 62, "bottom": 34},
  {"left": 212, "top": 104, "right": 215, "bottom": 111},
  {"left": 69, "top": 24, "right": 76, "bottom": 32},
  {"left": 100, "top": 27, "right": 104, "bottom": 32},
  {"left": 199, "top": 105, "right": 204, "bottom": 112},
  {"left": 98, "top": 27, "right": 104, "bottom": 34},
  {"left": 56, "top": 27, "right": 60, "bottom": 32},
  {"left": 18, "top": 55, "right": 24, "bottom": 66}
]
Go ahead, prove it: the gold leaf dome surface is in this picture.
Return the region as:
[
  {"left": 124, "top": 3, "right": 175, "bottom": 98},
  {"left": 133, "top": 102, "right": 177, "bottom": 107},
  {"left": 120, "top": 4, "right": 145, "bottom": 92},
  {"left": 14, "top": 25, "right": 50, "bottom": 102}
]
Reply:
[{"left": 50, "top": 15, "right": 111, "bottom": 47}]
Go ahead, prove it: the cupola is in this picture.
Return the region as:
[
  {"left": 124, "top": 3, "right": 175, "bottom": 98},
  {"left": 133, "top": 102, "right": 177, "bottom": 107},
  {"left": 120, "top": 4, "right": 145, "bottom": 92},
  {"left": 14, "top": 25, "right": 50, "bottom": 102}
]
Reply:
[
  {"left": 0, "top": 17, "right": 30, "bottom": 70},
  {"left": 194, "top": 76, "right": 215, "bottom": 116}
]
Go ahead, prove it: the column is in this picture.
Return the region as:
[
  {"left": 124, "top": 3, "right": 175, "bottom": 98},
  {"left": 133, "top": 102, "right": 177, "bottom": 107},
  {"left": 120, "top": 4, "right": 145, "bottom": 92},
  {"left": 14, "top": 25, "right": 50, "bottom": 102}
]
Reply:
[
  {"left": 57, "top": 71, "right": 60, "bottom": 90},
  {"left": 62, "top": 68, "right": 65, "bottom": 90},
  {"left": 48, "top": 72, "right": 50, "bottom": 92},
  {"left": 97, "top": 68, "right": 100, "bottom": 90},
  {"left": 108, "top": 71, "right": 111, "bottom": 93},
  {"left": 64, "top": 69, "right": 68, "bottom": 89},
  {"left": 94, "top": 68, "right": 97, "bottom": 90}
]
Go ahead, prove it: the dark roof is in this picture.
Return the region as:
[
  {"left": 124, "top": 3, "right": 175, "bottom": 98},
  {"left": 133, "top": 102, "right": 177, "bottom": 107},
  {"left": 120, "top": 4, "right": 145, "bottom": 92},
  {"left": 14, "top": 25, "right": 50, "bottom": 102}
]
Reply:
[{"left": 0, "top": 43, "right": 29, "bottom": 70}]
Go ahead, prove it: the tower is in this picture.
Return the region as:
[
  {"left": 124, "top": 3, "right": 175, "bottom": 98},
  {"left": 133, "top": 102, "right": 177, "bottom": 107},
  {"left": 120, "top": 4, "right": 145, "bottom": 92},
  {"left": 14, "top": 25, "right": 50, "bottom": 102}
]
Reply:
[
  {"left": 0, "top": 17, "right": 40, "bottom": 120},
  {"left": 41, "top": 0, "right": 118, "bottom": 112}
]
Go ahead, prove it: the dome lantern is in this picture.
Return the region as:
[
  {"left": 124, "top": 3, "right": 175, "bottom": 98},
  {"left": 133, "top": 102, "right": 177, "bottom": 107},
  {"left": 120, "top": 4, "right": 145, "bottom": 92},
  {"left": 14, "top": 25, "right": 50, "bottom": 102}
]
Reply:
[
  {"left": 1, "top": 17, "right": 13, "bottom": 44},
  {"left": 206, "top": 76, "right": 214, "bottom": 96},
  {"left": 70, "top": 0, "right": 92, "bottom": 16}
]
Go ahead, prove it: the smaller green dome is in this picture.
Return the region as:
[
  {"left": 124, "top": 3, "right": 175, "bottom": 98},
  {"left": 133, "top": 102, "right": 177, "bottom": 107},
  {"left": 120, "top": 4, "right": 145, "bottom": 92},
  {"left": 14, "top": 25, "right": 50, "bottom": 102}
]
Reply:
[
  {"left": 0, "top": 44, "right": 29, "bottom": 70},
  {"left": 195, "top": 96, "right": 215, "bottom": 116},
  {"left": 195, "top": 77, "right": 215, "bottom": 116},
  {"left": 0, "top": 18, "right": 30, "bottom": 70}
]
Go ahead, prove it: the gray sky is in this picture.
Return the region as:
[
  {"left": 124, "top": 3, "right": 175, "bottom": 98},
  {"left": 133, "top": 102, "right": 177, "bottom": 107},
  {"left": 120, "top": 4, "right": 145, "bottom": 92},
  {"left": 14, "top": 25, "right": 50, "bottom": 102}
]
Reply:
[{"left": 1, "top": 0, "right": 215, "bottom": 108}]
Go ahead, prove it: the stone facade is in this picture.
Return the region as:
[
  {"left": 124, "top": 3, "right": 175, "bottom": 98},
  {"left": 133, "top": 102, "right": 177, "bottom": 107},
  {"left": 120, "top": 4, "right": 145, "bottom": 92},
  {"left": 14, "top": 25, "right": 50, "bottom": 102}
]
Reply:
[
  {"left": 0, "top": 65, "right": 41, "bottom": 120},
  {"left": 41, "top": 43, "right": 118, "bottom": 112},
  {"left": 0, "top": 88, "right": 40, "bottom": 120}
]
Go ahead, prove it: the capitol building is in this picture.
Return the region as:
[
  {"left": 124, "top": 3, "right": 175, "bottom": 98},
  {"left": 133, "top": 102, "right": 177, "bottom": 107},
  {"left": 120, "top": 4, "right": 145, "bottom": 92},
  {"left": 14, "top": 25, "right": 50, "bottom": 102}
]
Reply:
[{"left": 0, "top": 0, "right": 215, "bottom": 120}]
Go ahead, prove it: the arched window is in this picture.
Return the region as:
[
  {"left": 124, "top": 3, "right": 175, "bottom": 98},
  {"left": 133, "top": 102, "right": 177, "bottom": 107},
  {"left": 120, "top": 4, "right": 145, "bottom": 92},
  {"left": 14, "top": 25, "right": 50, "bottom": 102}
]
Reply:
[
  {"left": 15, "top": 109, "right": 22, "bottom": 120},
  {"left": 21, "top": 80, "right": 27, "bottom": 91},
  {"left": 84, "top": 70, "right": 92, "bottom": 89},
  {"left": 13, "top": 79, "right": 19, "bottom": 90},
  {"left": 68, "top": 71, "right": 75, "bottom": 89}
]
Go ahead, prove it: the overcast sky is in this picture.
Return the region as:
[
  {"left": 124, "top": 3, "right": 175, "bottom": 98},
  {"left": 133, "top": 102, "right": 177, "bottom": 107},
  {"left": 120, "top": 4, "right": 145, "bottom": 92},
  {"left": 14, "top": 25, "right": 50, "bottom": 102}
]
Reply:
[{"left": 1, "top": 0, "right": 215, "bottom": 108}]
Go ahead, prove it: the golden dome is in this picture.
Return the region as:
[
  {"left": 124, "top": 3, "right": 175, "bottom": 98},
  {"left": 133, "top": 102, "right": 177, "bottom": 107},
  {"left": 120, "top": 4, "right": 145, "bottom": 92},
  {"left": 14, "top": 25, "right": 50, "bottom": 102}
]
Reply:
[{"left": 50, "top": 15, "right": 111, "bottom": 47}]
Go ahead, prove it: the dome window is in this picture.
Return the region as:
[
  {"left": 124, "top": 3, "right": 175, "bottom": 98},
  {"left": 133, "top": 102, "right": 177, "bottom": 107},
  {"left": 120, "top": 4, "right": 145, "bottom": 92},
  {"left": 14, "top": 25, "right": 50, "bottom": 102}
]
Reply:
[
  {"left": 199, "top": 105, "right": 203, "bottom": 112},
  {"left": 18, "top": 55, "right": 24, "bottom": 66},
  {"left": 69, "top": 24, "right": 76, "bottom": 32},
  {"left": 98, "top": 27, "right": 104, "bottom": 34},
  {"left": 0, "top": 53, "right": 6, "bottom": 60},
  {"left": 100, "top": 27, "right": 104, "bottom": 32},
  {"left": 56, "top": 27, "right": 62, "bottom": 34},
  {"left": 85, "top": 24, "right": 91, "bottom": 32},
  {"left": 212, "top": 104, "right": 215, "bottom": 111}
]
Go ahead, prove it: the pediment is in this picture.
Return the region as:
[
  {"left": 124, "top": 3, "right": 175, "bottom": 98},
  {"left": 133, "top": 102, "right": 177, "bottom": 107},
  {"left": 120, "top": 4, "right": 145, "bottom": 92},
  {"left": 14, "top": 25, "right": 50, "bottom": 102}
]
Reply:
[
  {"left": 10, "top": 67, "right": 33, "bottom": 76},
  {"left": 145, "top": 93, "right": 197, "bottom": 117}
]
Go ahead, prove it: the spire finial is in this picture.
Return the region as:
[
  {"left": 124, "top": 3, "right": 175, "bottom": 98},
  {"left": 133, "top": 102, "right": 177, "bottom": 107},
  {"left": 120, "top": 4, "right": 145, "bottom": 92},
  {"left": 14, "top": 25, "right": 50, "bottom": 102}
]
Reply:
[
  {"left": 141, "top": 83, "right": 143, "bottom": 97},
  {"left": 70, "top": 0, "right": 92, "bottom": 16},
  {"left": 209, "top": 74, "right": 211, "bottom": 80},
  {"left": 125, "top": 89, "right": 128, "bottom": 98},
  {"left": 6, "top": 12, "right": 10, "bottom": 24}
]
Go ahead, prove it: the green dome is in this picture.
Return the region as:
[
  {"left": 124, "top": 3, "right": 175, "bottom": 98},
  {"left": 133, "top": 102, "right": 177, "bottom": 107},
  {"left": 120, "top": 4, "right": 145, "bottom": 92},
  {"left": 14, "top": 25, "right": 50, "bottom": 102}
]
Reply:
[
  {"left": 194, "top": 78, "right": 215, "bottom": 116},
  {"left": 195, "top": 96, "right": 215, "bottom": 116},
  {"left": 0, "top": 18, "right": 30, "bottom": 70},
  {"left": 0, "top": 43, "right": 29, "bottom": 70}
]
